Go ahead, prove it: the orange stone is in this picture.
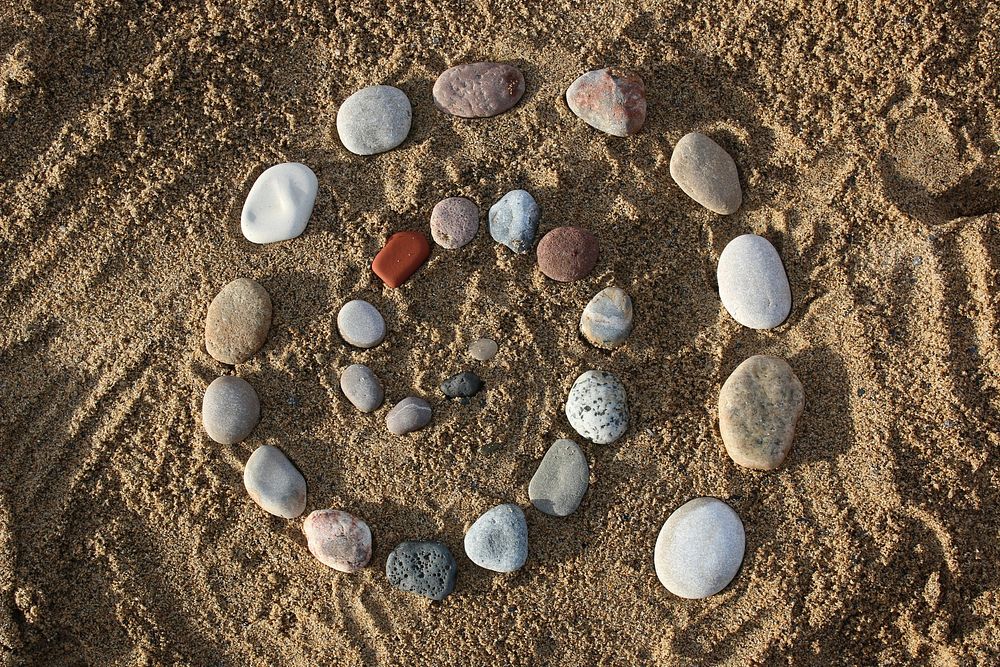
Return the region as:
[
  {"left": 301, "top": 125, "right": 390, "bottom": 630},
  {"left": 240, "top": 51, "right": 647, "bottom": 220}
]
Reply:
[{"left": 372, "top": 231, "right": 430, "bottom": 288}]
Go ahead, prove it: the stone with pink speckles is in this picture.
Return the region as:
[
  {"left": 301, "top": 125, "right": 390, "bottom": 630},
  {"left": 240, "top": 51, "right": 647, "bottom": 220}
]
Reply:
[
  {"left": 566, "top": 68, "right": 647, "bottom": 137},
  {"left": 303, "top": 509, "right": 373, "bottom": 573}
]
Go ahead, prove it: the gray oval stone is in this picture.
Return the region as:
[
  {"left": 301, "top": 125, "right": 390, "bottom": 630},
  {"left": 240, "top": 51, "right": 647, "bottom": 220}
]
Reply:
[
  {"left": 385, "top": 396, "right": 432, "bottom": 435},
  {"left": 337, "top": 299, "right": 386, "bottom": 348},
  {"left": 430, "top": 197, "right": 479, "bottom": 249},
  {"left": 719, "top": 355, "right": 804, "bottom": 470},
  {"left": 488, "top": 190, "right": 540, "bottom": 254},
  {"left": 340, "top": 364, "right": 384, "bottom": 413},
  {"left": 386, "top": 540, "right": 457, "bottom": 600},
  {"left": 717, "top": 234, "right": 791, "bottom": 329},
  {"left": 433, "top": 62, "right": 525, "bottom": 118},
  {"left": 580, "top": 287, "right": 633, "bottom": 349},
  {"left": 528, "top": 439, "right": 589, "bottom": 516},
  {"left": 565, "top": 370, "right": 629, "bottom": 444},
  {"left": 440, "top": 371, "right": 483, "bottom": 398},
  {"left": 469, "top": 338, "right": 498, "bottom": 361},
  {"left": 654, "top": 497, "right": 745, "bottom": 599},
  {"left": 464, "top": 504, "right": 528, "bottom": 573},
  {"left": 669, "top": 132, "right": 742, "bottom": 214},
  {"left": 204, "top": 278, "right": 272, "bottom": 364},
  {"left": 202, "top": 376, "right": 260, "bottom": 444},
  {"left": 243, "top": 445, "right": 306, "bottom": 519},
  {"left": 336, "top": 85, "right": 412, "bottom": 156}
]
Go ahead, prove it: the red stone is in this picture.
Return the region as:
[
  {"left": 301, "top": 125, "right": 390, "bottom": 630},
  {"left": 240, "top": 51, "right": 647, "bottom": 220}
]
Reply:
[
  {"left": 536, "top": 227, "right": 600, "bottom": 282},
  {"left": 372, "top": 231, "right": 430, "bottom": 288}
]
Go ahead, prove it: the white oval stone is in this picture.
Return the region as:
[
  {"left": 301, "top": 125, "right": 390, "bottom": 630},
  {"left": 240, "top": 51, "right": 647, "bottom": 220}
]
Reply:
[
  {"left": 243, "top": 445, "right": 306, "bottom": 519},
  {"left": 240, "top": 162, "right": 318, "bottom": 244},
  {"left": 654, "top": 497, "right": 745, "bottom": 599},
  {"left": 580, "top": 287, "right": 633, "bottom": 349},
  {"left": 336, "top": 85, "right": 412, "bottom": 156},
  {"left": 337, "top": 299, "right": 386, "bottom": 349},
  {"left": 464, "top": 503, "right": 528, "bottom": 573},
  {"left": 564, "top": 370, "right": 629, "bottom": 444},
  {"left": 201, "top": 376, "right": 260, "bottom": 444},
  {"left": 717, "top": 234, "right": 792, "bottom": 329}
]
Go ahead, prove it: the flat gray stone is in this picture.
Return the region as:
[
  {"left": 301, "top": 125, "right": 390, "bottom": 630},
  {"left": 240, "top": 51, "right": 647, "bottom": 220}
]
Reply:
[
  {"left": 654, "top": 497, "right": 745, "bottom": 599},
  {"left": 717, "top": 234, "right": 792, "bottom": 329},
  {"left": 528, "top": 439, "right": 589, "bottom": 516},
  {"left": 243, "top": 445, "right": 306, "bottom": 519},
  {"left": 489, "top": 190, "right": 539, "bottom": 254},
  {"left": 565, "top": 370, "right": 629, "bottom": 444},
  {"left": 669, "top": 132, "right": 742, "bottom": 214},
  {"left": 202, "top": 376, "right": 260, "bottom": 444},
  {"left": 337, "top": 299, "right": 386, "bottom": 348},
  {"left": 340, "top": 364, "right": 384, "bottom": 413},
  {"left": 336, "top": 85, "right": 412, "bottom": 156},
  {"left": 464, "top": 504, "right": 528, "bottom": 572},
  {"left": 430, "top": 197, "right": 479, "bottom": 249},
  {"left": 204, "top": 278, "right": 272, "bottom": 364},
  {"left": 469, "top": 338, "right": 498, "bottom": 361},
  {"left": 385, "top": 396, "right": 432, "bottom": 435},
  {"left": 386, "top": 540, "right": 457, "bottom": 600},
  {"left": 580, "top": 287, "right": 633, "bottom": 349}
]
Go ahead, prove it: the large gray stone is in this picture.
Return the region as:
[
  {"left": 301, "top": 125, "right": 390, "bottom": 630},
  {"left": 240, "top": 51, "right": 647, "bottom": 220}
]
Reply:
[
  {"left": 337, "top": 299, "right": 386, "bottom": 349},
  {"left": 243, "top": 445, "right": 306, "bottom": 519},
  {"left": 201, "top": 376, "right": 260, "bottom": 444},
  {"left": 464, "top": 504, "right": 528, "bottom": 573},
  {"left": 385, "top": 396, "right": 432, "bottom": 435},
  {"left": 340, "top": 364, "right": 384, "bottom": 413},
  {"left": 669, "top": 132, "right": 742, "bottom": 215},
  {"left": 528, "top": 439, "right": 589, "bottom": 516},
  {"left": 204, "top": 278, "right": 272, "bottom": 364},
  {"left": 717, "top": 234, "right": 792, "bottom": 329},
  {"left": 565, "top": 370, "right": 629, "bottom": 444},
  {"left": 386, "top": 541, "right": 457, "bottom": 600},
  {"left": 336, "top": 85, "right": 412, "bottom": 156}
]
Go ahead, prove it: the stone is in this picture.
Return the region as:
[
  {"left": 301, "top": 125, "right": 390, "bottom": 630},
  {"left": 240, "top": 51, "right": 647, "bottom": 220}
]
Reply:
[
  {"left": 205, "top": 278, "right": 272, "bottom": 364},
  {"left": 201, "top": 376, "right": 260, "bottom": 445},
  {"left": 386, "top": 541, "right": 457, "bottom": 600},
  {"left": 243, "top": 445, "right": 306, "bottom": 519},
  {"left": 488, "top": 190, "right": 540, "bottom": 254},
  {"left": 240, "top": 162, "right": 318, "bottom": 244},
  {"left": 717, "top": 234, "right": 792, "bottom": 329},
  {"left": 440, "top": 371, "right": 483, "bottom": 398},
  {"left": 463, "top": 504, "right": 528, "bottom": 573},
  {"left": 469, "top": 338, "right": 498, "bottom": 361},
  {"left": 565, "top": 370, "right": 629, "bottom": 444},
  {"left": 430, "top": 197, "right": 479, "bottom": 249},
  {"left": 566, "top": 68, "right": 647, "bottom": 136},
  {"left": 536, "top": 226, "right": 600, "bottom": 282},
  {"left": 372, "top": 231, "right": 430, "bottom": 288},
  {"left": 337, "top": 299, "right": 386, "bottom": 349},
  {"left": 336, "top": 85, "right": 412, "bottom": 156},
  {"left": 302, "top": 509, "right": 372, "bottom": 573},
  {"left": 340, "top": 364, "right": 384, "bottom": 413},
  {"left": 385, "top": 396, "right": 432, "bottom": 435},
  {"left": 432, "top": 62, "right": 525, "bottom": 118},
  {"left": 669, "top": 132, "right": 742, "bottom": 214},
  {"left": 580, "top": 287, "right": 633, "bottom": 349},
  {"left": 654, "top": 497, "right": 745, "bottom": 599},
  {"left": 528, "top": 439, "right": 589, "bottom": 516},
  {"left": 719, "top": 355, "right": 804, "bottom": 470}
]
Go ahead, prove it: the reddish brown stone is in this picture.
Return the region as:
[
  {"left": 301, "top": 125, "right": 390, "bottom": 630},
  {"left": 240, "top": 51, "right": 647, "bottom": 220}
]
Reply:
[
  {"left": 536, "top": 227, "right": 600, "bottom": 282},
  {"left": 566, "top": 68, "right": 646, "bottom": 137},
  {"left": 433, "top": 62, "right": 525, "bottom": 118},
  {"left": 372, "top": 231, "right": 430, "bottom": 288}
]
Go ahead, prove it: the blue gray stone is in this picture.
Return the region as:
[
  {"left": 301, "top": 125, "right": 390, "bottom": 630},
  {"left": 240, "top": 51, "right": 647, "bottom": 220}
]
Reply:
[
  {"left": 340, "top": 364, "right": 384, "bottom": 413},
  {"left": 464, "top": 503, "right": 528, "bottom": 573},
  {"left": 336, "top": 85, "right": 412, "bottom": 156},
  {"left": 488, "top": 190, "right": 540, "bottom": 254}
]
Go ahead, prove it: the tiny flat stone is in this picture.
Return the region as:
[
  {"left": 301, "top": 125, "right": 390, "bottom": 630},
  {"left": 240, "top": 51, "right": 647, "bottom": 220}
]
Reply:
[
  {"left": 340, "top": 364, "right": 385, "bottom": 413},
  {"left": 337, "top": 299, "right": 386, "bottom": 349},
  {"left": 204, "top": 278, "right": 272, "bottom": 364},
  {"left": 489, "top": 190, "right": 540, "bottom": 254},
  {"left": 240, "top": 162, "right": 318, "bottom": 244},
  {"left": 464, "top": 504, "right": 528, "bottom": 573},
  {"left": 580, "top": 286, "right": 633, "bottom": 349},
  {"left": 336, "top": 85, "right": 412, "bottom": 156},
  {"left": 669, "top": 132, "right": 742, "bottom": 214},
  {"left": 303, "top": 509, "right": 372, "bottom": 573},
  {"left": 566, "top": 68, "right": 647, "bottom": 136},
  {"left": 385, "top": 396, "right": 432, "bottom": 435},
  {"left": 372, "top": 231, "right": 430, "bottom": 288},
  {"left": 536, "top": 226, "right": 600, "bottom": 282},
  {"left": 202, "top": 376, "right": 260, "bottom": 444},
  {"left": 469, "top": 338, "right": 498, "bottom": 361},
  {"left": 717, "top": 234, "right": 792, "bottom": 329},
  {"left": 440, "top": 371, "right": 483, "bottom": 398},
  {"left": 565, "top": 370, "right": 629, "bottom": 444},
  {"left": 243, "top": 445, "right": 306, "bottom": 519},
  {"left": 433, "top": 62, "right": 525, "bottom": 118},
  {"left": 528, "top": 439, "right": 589, "bottom": 517},
  {"left": 386, "top": 541, "right": 457, "bottom": 600},
  {"left": 430, "top": 197, "right": 479, "bottom": 249}
]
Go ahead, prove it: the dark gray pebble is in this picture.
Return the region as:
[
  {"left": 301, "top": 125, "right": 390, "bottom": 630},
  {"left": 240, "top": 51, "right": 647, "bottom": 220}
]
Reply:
[
  {"left": 441, "top": 371, "right": 483, "bottom": 398},
  {"left": 386, "top": 540, "right": 457, "bottom": 601}
]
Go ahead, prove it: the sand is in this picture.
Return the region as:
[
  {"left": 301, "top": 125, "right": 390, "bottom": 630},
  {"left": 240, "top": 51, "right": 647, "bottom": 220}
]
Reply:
[{"left": 1, "top": 1, "right": 999, "bottom": 665}]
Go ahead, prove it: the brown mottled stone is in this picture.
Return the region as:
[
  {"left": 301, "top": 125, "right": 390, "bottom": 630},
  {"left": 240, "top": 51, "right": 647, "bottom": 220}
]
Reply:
[
  {"left": 303, "top": 509, "right": 373, "bottom": 573},
  {"left": 433, "top": 62, "right": 525, "bottom": 118},
  {"left": 536, "top": 226, "right": 600, "bottom": 282},
  {"left": 430, "top": 197, "right": 479, "bottom": 249},
  {"left": 566, "top": 68, "right": 646, "bottom": 137},
  {"left": 204, "top": 278, "right": 272, "bottom": 364}
]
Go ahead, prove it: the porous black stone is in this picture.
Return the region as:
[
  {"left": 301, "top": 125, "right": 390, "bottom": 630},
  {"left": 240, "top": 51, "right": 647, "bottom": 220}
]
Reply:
[
  {"left": 385, "top": 541, "right": 457, "bottom": 601},
  {"left": 440, "top": 371, "right": 483, "bottom": 398}
]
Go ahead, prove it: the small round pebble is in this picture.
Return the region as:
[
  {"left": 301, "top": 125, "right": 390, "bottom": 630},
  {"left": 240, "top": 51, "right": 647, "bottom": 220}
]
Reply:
[
  {"left": 469, "top": 338, "right": 498, "bottom": 361},
  {"left": 717, "top": 234, "right": 792, "bottom": 329},
  {"left": 337, "top": 299, "right": 386, "bottom": 348},
  {"left": 464, "top": 504, "right": 528, "bottom": 573},
  {"left": 669, "top": 132, "right": 742, "bottom": 215},
  {"left": 201, "top": 376, "right": 260, "bottom": 444},
  {"left": 386, "top": 540, "right": 457, "bottom": 600},
  {"left": 339, "top": 364, "right": 384, "bottom": 413},
  {"left": 433, "top": 62, "right": 525, "bottom": 118},
  {"left": 536, "top": 226, "right": 600, "bottom": 282},
  {"left": 528, "top": 439, "right": 589, "bottom": 517},
  {"left": 303, "top": 509, "right": 372, "bottom": 573},
  {"left": 385, "top": 396, "right": 432, "bottom": 435},
  {"left": 580, "top": 286, "right": 633, "bottom": 349},
  {"left": 489, "top": 190, "right": 540, "bottom": 254},
  {"left": 204, "top": 278, "right": 272, "bottom": 364},
  {"left": 243, "top": 445, "right": 306, "bottom": 519},
  {"left": 240, "top": 162, "right": 318, "bottom": 244},
  {"left": 654, "top": 497, "right": 745, "bottom": 599},
  {"left": 566, "top": 68, "right": 647, "bottom": 136},
  {"left": 430, "top": 197, "right": 479, "bottom": 249},
  {"left": 440, "top": 371, "right": 483, "bottom": 398},
  {"left": 565, "top": 370, "right": 629, "bottom": 444},
  {"left": 336, "top": 85, "right": 412, "bottom": 156}
]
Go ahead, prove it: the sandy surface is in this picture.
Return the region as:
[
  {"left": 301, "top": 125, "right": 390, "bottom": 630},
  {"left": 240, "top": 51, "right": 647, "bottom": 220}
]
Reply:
[{"left": 2, "top": 1, "right": 999, "bottom": 665}]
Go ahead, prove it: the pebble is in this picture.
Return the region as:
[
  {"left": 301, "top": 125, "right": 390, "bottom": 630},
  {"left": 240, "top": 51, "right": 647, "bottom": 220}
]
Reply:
[
  {"left": 536, "top": 226, "right": 600, "bottom": 282},
  {"left": 337, "top": 299, "right": 386, "bottom": 348},
  {"left": 440, "top": 371, "right": 483, "bottom": 398},
  {"left": 386, "top": 540, "right": 457, "bottom": 600},
  {"left": 654, "top": 497, "right": 745, "bottom": 599},
  {"left": 719, "top": 355, "right": 804, "bottom": 470},
  {"left": 339, "top": 364, "right": 384, "bottom": 413},
  {"left": 717, "top": 234, "right": 792, "bottom": 329},
  {"left": 565, "top": 68, "right": 647, "bottom": 136},
  {"left": 464, "top": 504, "right": 528, "bottom": 573},
  {"left": 469, "top": 338, "right": 498, "bottom": 361},
  {"left": 201, "top": 376, "right": 260, "bottom": 444},
  {"left": 565, "top": 370, "right": 629, "bottom": 444},
  {"left": 385, "top": 396, "right": 432, "bottom": 435},
  {"left": 240, "top": 162, "right": 318, "bottom": 244},
  {"left": 669, "top": 132, "right": 742, "bottom": 214},
  {"left": 430, "top": 197, "right": 479, "bottom": 249},
  {"left": 528, "top": 439, "right": 589, "bottom": 516},
  {"left": 302, "top": 509, "right": 372, "bottom": 573},
  {"left": 243, "top": 445, "right": 306, "bottom": 519},
  {"left": 579, "top": 287, "right": 633, "bottom": 349},
  {"left": 488, "top": 190, "right": 540, "bottom": 254},
  {"left": 372, "top": 231, "right": 430, "bottom": 288},
  {"left": 204, "top": 278, "right": 272, "bottom": 364},
  {"left": 336, "top": 85, "right": 412, "bottom": 156},
  {"left": 433, "top": 62, "right": 525, "bottom": 118}
]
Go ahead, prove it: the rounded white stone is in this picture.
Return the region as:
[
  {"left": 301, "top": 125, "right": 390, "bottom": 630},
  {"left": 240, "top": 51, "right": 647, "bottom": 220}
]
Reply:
[
  {"left": 243, "top": 445, "right": 306, "bottom": 519},
  {"left": 580, "top": 286, "right": 633, "bottom": 349},
  {"left": 240, "top": 162, "right": 318, "bottom": 244},
  {"left": 464, "top": 503, "right": 528, "bottom": 573},
  {"left": 717, "top": 234, "right": 791, "bottom": 329},
  {"left": 201, "top": 376, "right": 260, "bottom": 444},
  {"left": 337, "top": 299, "right": 386, "bottom": 349},
  {"left": 564, "top": 370, "right": 629, "bottom": 444},
  {"left": 336, "top": 85, "right": 412, "bottom": 156}
]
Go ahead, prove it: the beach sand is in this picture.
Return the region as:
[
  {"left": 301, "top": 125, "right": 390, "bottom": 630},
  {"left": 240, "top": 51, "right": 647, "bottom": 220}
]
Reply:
[{"left": 2, "top": 1, "right": 999, "bottom": 664}]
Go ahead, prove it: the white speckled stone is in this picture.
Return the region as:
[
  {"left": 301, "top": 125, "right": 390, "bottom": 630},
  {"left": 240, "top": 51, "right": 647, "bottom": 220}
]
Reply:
[
  {"left": 201, "top": 376, "right": 260, "bottom": 444},
  {"left": 464, "top": 503, "right": 528, "bottom": 573},
  {"left": 580, "top": 286, "right": 633, "bottom": 349},
  {"left": 565, "top": 370, "right": 629, "bottom": 444},
  {"left": 669, "top": 132, "right": 742, "bottom": 214},
  {"left": 336, "top": 85, "right": 412, "bottom": 156},
  {"left": 337, "top": 299, "right": 386, "bottom": 349},
  {"left": 243, "top": 445, "right": 306, "bottom": 519},
  {"left": 528, "top": 439, "right": 589, "bottom": 516},
  {"left": 717, "top": 234, "right": 792, "bottom": 329},
  {"left": 340, "top": 364, "right": 384, "bottom": 413},
  {"left": 240, "top": 162, "right": 318, "bottom": 244},
  {"left": 488, "top": 189, "right": 540, "bottom": 254}
]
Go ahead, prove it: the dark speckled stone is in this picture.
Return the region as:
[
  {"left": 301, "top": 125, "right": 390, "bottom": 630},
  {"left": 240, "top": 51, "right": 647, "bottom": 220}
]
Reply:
[
  {"left": 386, "top": 541, "right": 457, "bottom": 600},
  {"left": 441, "top": 371, "right": 483, "bottom": 398}
]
